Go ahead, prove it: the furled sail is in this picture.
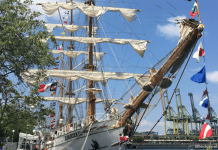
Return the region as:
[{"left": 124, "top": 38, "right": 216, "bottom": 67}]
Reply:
[
  {"left": 21, "top": 69, "right": 150, "bottom": 87},
  {"left": 52, "top": 37, "right": 148, "bottom": 57},
  {"left": 41, "top": 97, "right": 115, "bottom": 105},
  {"left": 44, "top": 24, "right": 99, "bottom": 35},
  {"left": 50, "top": 50, "right": 105, "bottom": 61},
  {"left": 178, "top": 22, "right": 194, "bottom": 44},
  {"left": 40, "top": 2, "right": 140, "bottom": 22}
]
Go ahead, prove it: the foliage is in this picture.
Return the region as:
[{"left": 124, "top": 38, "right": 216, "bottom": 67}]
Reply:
[
  {"left": 206, "top": 143, "right": 212, "bottom": 150},
  {"left": 132, "top": 136, "right": 144, "bottom": 142},
  {"left": 188, "top": 136, "right": 199, "bottom": 140},
  {"left": 0, "top": 0, "right": 57, "bottom": 141},
  {"left": 0, "top": 0, "right": 57, "bottom": 78},
  {"left": 0, "top": 143, "right": 5, "bottom": 147}
]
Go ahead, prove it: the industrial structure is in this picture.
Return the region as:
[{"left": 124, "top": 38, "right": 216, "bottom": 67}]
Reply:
[
  {"left": 163, "top": 89, "right": 218, "bottom": 136},
  {"left": 188, "top": 93, "right": 204, "bottom": 135}
]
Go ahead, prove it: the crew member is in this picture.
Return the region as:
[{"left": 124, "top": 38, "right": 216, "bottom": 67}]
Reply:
[{"left": 119, "top": 133, "right": 124, "bottom": 143}]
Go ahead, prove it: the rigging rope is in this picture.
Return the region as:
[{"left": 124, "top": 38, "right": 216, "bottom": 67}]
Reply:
[
  {"left": 99, "top": 19, "right": 133, "bottom": 96},
  {"left": 111, "top": 1, "right": 138, "bottom": 40},
  {"left": 140, "top": 12, "right": 169, "bottom": 20},
  {"left": 134, "top": 37, "right": 199, "bottom": 150},
  {"left": 81, "top": 121, "right": 93, "bottom": 150},
  {"left": 60, "top": 54, "right": 70, "bottom": 70},
  {"left": 147, "top": 0, "right": 177, "bottom": 18},
  {"left": 164, "top": 0, "right": 186, "bottom": 18},
  {"left": 137, "top": 17, "right": 173, "bottom": 24},
  {"left": 99, "top": 59, "right": 113, "bottom": 99},
  {"left": 129, "top": 87, "right": 158, "bottom": 142},
  {"left": 60, "top": 121, "right": 93, "bottom": 150},
  {"left": 144, "top": 54, "right": 153, "bottom": 67},
  {"left": 136, "top": 14, "right": 149, "bottom": 40}
]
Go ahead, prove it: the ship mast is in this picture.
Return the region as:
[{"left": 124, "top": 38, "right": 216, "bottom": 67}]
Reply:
[
  {"left": 68, "top": 0, "right": 73, "bottom": 127},
  {"left": 88, "top": 0, "right": 95, "bottom": 122},
  {"left": 119, "top": 24, "right": 202, "bottom": 126},
  {"left": 59, "top": 44, "right": 64, "bottom": 129}
]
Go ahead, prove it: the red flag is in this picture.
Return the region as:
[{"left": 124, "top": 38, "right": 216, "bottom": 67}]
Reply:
[
  {"left": 64, "top": 21, "right": 67, "bottom": 24},
  {"left": 199, "top": 114, "right": 213, "bottom": 139},
  {"left": 58, "top": 45, "right": 62, "bottom": 50},
  {"left": 50, "top": 114, "right": 55, "bottom": 117}
]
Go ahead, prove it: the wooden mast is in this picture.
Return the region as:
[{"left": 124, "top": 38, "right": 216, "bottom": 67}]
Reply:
[
  {"left": 59, "top": 45, "right": 64, "bottom": 129},
  {"left": 119, "top": 22, "right": 202, "bottom": 126},
  {"left": 68, "top": 0, "right": 73, "bottom": 126},
  {"left": 196, "top": 0, "right": 201, "bottom": 23},
  {"left": 88, "top": 0, "right": 96, "bottom": 122}
]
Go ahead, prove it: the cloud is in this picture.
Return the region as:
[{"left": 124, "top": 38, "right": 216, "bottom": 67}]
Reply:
[
  {"left": 207, "top": 71, "right": 218, "bottom": 83},
  {"left": 137, "top": 120, "right": 171, "bottom": 135},
  {"left": 156, "top": 16, "right": 186, "bottom": 39},
  {"left": 156, "top": 24, "right": 179, "bottom": 39},
  {"left": 167, "top": 16, "right": 186, "bottom": 23}
]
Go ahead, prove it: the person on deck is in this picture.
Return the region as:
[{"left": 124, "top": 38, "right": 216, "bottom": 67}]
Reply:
[
  {"left": 123, "top": 125, "right": 128, "bottom": 138},
  {"left": 119, "top": 133, "right": 124, "bottom": 149},
  {"left": 127, "top": 120, "right": 133, "bottom": 141},
  {"left": 125, "top": 135, "right": 129, "bottom": 142},
  {"left": 119, "top": 133, "right": 124, "bottom": 143},
  {"left": 26, "top": 143, "right": 30, "bottom": 150}
]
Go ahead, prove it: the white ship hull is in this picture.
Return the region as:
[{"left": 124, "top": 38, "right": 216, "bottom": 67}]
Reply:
[{"left": 47, "top": 120, "right": 125, "bottom": 150}]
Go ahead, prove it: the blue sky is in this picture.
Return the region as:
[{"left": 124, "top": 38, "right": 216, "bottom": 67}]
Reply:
[
  {"left": 132, "top": 0, "right": 218, "bottom": 134},
  {"left": 27, "top": 0, "right": 218, "bottom": 134}
]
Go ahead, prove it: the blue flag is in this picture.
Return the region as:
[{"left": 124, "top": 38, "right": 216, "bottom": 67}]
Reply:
[{"left": 190, "top": 66, "right": 206, "bottom": 83}]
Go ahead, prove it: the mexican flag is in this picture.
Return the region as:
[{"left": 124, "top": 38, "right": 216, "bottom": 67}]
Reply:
[
  {"left": 190, "top": 1, "right": 198, "bottom": 18},
  {"left": 38, "top": 83, "right": 52, "bottom": 92}
]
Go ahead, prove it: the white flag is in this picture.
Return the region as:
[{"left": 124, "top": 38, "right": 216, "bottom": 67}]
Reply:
[
  {"left": 63, "top": 16, "right": 68, "bottom": 19},
  {"left": 193, "top": 42, "right": 205, "bottom": 63}
]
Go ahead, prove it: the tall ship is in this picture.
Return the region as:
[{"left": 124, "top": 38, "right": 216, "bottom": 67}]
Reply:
[{"left": 18, "top": 0, "right": 204, "bottom": 149}]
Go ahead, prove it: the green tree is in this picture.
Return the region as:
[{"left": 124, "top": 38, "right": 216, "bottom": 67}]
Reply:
[{"left": 0, "top": 0, "right": 57, "bottom": 141}]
